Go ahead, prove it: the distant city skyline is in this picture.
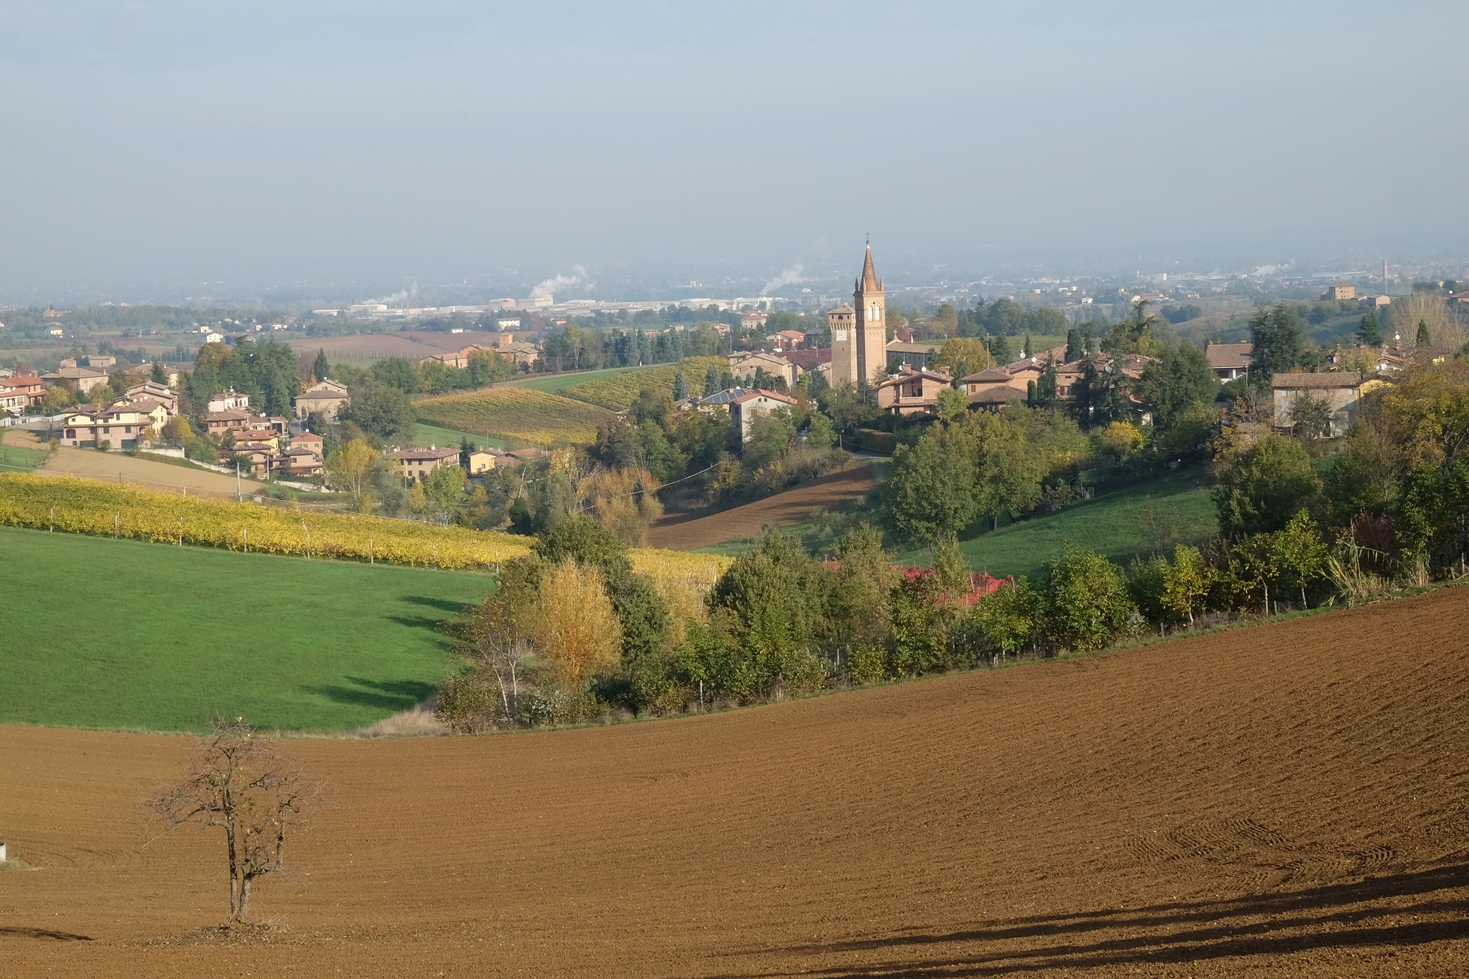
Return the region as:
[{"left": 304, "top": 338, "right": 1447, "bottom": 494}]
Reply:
[{"left": 1, "top": 1, "right": 1465, "bottom": 305}]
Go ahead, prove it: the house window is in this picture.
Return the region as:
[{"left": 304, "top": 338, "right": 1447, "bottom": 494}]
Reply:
[
  {"left": 65, "top": 429, "right": 76, "bottom": 439},
  {"left": 124, "top": 426, "right": 133, "bottom": 434}
]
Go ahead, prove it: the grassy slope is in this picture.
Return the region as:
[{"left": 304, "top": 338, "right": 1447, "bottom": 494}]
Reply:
[
  {"left": 0, "top": 525, "right": 492, "bottom": 733},
  {"left": 897, "top": 469, "right": 1218, "bottom": 579},
  {"left": 0, "top": 443, "right": 46, "bottom": 473},
  {"left": 559, "top": 357, "right": 725, "bottom": 410},
  {"left": 506, "top": 365, "right": 663, "bottom": 394},
  {"left": 414, "top": 387, "right": 613, "bottom": 446},
  {"left": 413, "top": 422, "right": 517, "bottom": 451},
  {"left": 699, "top": 467, "right": 1218, "bottom": 581}
]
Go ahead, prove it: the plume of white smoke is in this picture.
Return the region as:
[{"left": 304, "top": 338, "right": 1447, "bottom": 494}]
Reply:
[
  {"left": 530, "top": 265, "right": 590, "bottom": 301},
  {"left": 369, "top": 282, "right": 418, "bottom": 306},
  {"left": 761, "top": 265, "right": 805, "bottom": 296}
]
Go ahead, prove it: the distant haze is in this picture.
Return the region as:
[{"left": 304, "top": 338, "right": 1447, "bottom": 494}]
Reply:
[{"left": 1, "top": 1, "right": 1465, "bottom": 303}]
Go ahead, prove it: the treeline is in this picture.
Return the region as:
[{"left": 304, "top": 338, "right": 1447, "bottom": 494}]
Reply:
[
  {"left": 884, "top": 309, "right": 1219, "bottom": 541},
  {"left": 436, "top": 360, "right": 1469, "bottom": 731},
  {"left": 538, "top": 321, "right": 770, "bottom": 373}
]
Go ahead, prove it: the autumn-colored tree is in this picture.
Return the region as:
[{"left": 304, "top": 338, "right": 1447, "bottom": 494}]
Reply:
[
  {"left": 324, "top": 439, "right": 379, "bottom": 511},
  {"left": 1273, "top": 509, "right": 1328, "bottom": 608},
  {"left": 1161, "top": 544, "right": 1212, "bottom": 625},
  {"left": 145, "top": 718, "right": 320, "bottom": 924},
  {"left": 931, "top": 336, "right": 993, "bottom": 379},
  {"left": 577, "top": 466, "right": 663, "bottom": 545},
  {"left": 530, "top": 558, "right": 623, "bottom": 691}
]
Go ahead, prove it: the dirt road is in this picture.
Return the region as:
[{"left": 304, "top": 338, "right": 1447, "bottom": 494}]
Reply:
[
  {"left": 3, "top": 586, "right": 1467, "bottom": 976},
  {"left": 647, "top": 463, "right": 878, "bottom": 550}
]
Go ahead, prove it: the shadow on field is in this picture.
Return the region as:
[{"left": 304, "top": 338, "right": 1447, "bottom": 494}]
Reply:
[
  {"left": 304, "top": 677, "right": 437, "bottom": 711},
  {"left": 721, "top": 862, "right": 1469, "bottom": 977},
  {"left": 0, "top": 926, "right": 94, "bottom": 942},
  {"left": 403, "top": 595, "right": 475, "bottom": 615},
  {"left": 385, "top": 614, "right": 447, "bottom": 632}
]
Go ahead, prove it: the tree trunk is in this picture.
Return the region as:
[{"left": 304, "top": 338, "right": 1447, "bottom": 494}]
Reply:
[{"left": 225, "top": 822, "right": 240, "bottom": 920}]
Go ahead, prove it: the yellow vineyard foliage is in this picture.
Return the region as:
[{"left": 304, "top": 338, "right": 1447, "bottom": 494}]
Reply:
[
  {"left": 0, "top": 473, "right": 730, "bottom": 585},
  {"left": 414, "top": 387, "right": 613, "bottom": 446},
  {"left": 559, "top": 357, "right": 726, "bottom": 411}
]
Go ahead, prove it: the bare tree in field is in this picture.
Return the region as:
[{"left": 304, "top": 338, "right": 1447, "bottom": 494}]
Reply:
[{"left": 145, "top": 718, "right": 321, "bottom": 924}]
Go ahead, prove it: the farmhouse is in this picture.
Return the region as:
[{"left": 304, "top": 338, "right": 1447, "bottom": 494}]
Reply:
[
  {"left": 42, "top": 366, "right": 109, "bottom": 394},
  {"left": 276, "top": 447, "right": 324, "bottom": 478},
  {"left": 118, "top": 382, "right": 178, "bottom": 415},
  {"left": 1206, "top": 342, "right": 1253, "bottom": 381},
  {"left": 0, "top": 374, "right": 47, "bottom": 410},
  {"left": 884, "top": 340, "right": 943, "bottom": 372},
  {"left": 208, "top": 389, "right": 250, "bottom": 413},
  {"left": 728, "top": 351, "right": 799, "bottom": 389},
  {"left": 291, "top": 430, "right": 325, "bottom": 458},
  {"left": 202, "top": 409, "right": 253, "bottom": 435},
  {"left": 467, "top": 448, "right": 500, "bottom": 475},
  {"left": 59, "top": 405, "right": 161, "bottom": 449},
  {"left": 875, "top": 367, "right": 954, "bottom": 416},
  {"left": 0, "top": 389, "right": 29, "bottom": 414},
  {"left": 769, "top": 329, "right": 805, "bottom": 351},
  {"left": 962, "top": 367, "right": 1024, "bottom": 398},
  {"left": 391, "top": 446, "right": 462, "bottom": 480},
  {"left": 295, "top": 379, "right": 350, "bottom": 420},
  {"left": 417, "top": 345, "right": 489, "bottom": 370},
  {"left": 729, "top": 389, "right": 797, "bottom": 441},
  {"left": 1272, "top": 372, "right": 1361, "bottom": 437}
]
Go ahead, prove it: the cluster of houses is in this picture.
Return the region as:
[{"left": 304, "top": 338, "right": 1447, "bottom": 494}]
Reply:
[
  {"left": 703, "top": 329, "right": 1449, "bottom": 444},
  {"left": 414, "top": 335, "right": 541, "bottom": 372},
  {"left": 386, "top": 444, "right": 546, "bottom": 481},
  {"left": 47, "top": 381, "right": 332, "bottom": 479}
]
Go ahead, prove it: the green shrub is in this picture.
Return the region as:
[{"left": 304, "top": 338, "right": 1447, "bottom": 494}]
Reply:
[
  {"left": 1039, "top": 543, "right": 1135, "bottom": 652},
  {"left": 855, "top": 428, "right": 897, "bottom": 454},
  {"left": 434, "top": 668, "right": 501, "bottom": 733},
  {"left": 970, "top": 577, "right": 1041, "bottom": 660}
]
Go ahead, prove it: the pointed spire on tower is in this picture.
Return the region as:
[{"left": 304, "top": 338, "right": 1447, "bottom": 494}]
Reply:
[{"left": 860, "top": 243, "right": 881, "bottom": 293}]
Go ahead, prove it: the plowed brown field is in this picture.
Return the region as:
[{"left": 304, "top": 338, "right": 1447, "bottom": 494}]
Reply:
[
  {"left": 3, "top": 587, "right": 1468, "bottom": 977},
  {"left": 647, "top": 464, "right": 878, "bottom": 550},
  {"left": 37, "top": 446, "right": 243, "bottom": 497}
]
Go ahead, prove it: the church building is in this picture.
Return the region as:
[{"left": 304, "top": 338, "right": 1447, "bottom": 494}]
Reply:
[{"left": 828, "top": 244, "right": 888, "bottom": 389}]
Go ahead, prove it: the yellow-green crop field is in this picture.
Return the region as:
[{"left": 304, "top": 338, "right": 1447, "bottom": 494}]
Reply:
[
  {"left": 559, "top": 356, "right": 726, "bottom": 410},
  {"left": 413, "top": 387, "right": 614, "bottom": 446},
  {"left": 0, "top": 472, "right": 730, "bottom": 587}
]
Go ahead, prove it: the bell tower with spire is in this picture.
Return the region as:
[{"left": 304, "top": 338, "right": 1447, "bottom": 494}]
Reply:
[{"left": 854, "top": 241, "right": 887, "bottom": 386}]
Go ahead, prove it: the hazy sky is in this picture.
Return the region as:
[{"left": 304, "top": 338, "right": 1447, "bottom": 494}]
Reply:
[{"left": 1, "top": 1, "right": 1465, "bottom": 301}]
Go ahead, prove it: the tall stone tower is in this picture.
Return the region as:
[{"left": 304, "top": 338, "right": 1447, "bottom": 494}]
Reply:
[
  {"left": 828, "top": 303, "right": 858, "bottom": 389},
  {"left": 854, "top": 244, "right": 887, "bottom": 386}
]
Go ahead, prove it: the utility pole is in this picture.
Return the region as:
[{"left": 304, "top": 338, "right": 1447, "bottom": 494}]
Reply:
[{"left": 236, "top": 459, "right": 241, "bottom": 502}]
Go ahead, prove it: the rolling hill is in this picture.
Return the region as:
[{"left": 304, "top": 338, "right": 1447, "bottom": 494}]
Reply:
[{"left": 2, "top": 585, "right": 1466, "bottom": 977}]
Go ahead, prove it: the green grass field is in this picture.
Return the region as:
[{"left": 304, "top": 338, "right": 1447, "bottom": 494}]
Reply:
[
  {"left": 413, "top": 422, "right": 517, "bottom": 451},
  {"left": 896, "top": 470, "right": 1219, "bottom": 579},
  {"left": 0, "top": 442, "right": 46, "bottom": 473},
  {"left": 414, "top": 387, "right": 614, "bottom": 446},
  {"left": 505, "top": 365, "right": 663, "bottom": 394},
  {"left": 0, "top": 525, "right": 493, "bottom": 733},
  {"left": 559, "top": 357, "right": 725, "bottom": 410},
  {"left": 701, "top": 468, "right": 1218, "bottom": 581}
]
